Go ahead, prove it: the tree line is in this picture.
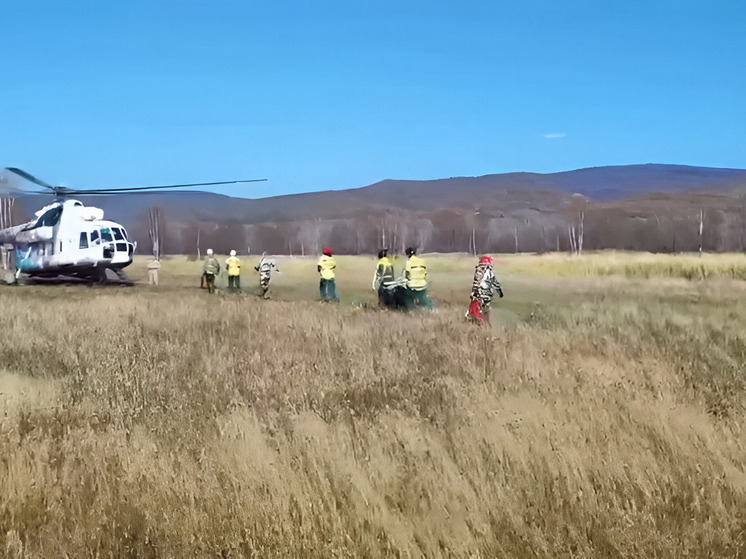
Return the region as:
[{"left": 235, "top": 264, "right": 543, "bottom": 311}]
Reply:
[{"left": 132, "top": 196, "right": 746, "bottom": 256}]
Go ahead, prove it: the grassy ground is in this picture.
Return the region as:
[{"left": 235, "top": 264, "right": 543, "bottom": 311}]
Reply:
[{"left": 1, "top": 252, "right": 745, "bottom": 558}]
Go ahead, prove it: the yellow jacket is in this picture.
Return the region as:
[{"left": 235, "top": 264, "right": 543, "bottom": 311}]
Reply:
[
  {"left": 317, "top": 254, "right": 336, "bottom": 280},
  {"left": 405, "top": 255, "right": 427, "bottom": 290},
  {"left": 225, "top": 256, "right": 241, "bottom": 276},
  {"left": 373, "top": 256, "right": 396, "bottom": 289}
]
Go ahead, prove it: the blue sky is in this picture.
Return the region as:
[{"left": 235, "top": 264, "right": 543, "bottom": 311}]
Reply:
[{"left": 1, "top": 1, "right": 744, "bottom": 198}]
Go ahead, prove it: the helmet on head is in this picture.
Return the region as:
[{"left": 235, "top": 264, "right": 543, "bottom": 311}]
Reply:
[
  {"left": 206, "top": 249, "right": 213, "bottom": 256},
  {"left": 405, "top": 247, "right": 416, "bottom": 257},
  {"left": 323, "top": 247, "right": 333, "bottom": 257},
  {"left": 230, "top": 250, "right": 236, "bottom": 256},
  {"left": 479, "top": 256, "right": 494, "bottom": 267}
]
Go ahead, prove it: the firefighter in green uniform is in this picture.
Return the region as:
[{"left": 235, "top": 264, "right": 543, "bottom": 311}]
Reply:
[
  {"left": 372, "top": 248, "right": 399, "bottom": 309},
  {"left": 402, "top": 247, "right": 433, "bottom": 309}
]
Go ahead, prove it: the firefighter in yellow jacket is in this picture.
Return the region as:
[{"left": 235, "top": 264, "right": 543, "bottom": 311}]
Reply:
[
  {"left": 225, "top": 250, "right": 241, "bottom": 290},
  {"left": 403, "top": 247, "right": 433, "bottom": 309},
  {"left": 317, "top": 247, "right": 339, "bottom": 302},
  {"left": 372, "top": 248, "right": 399, "bottom": 309}
]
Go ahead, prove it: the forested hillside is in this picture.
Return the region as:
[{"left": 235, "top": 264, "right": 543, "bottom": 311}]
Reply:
[{"left": 14, "top": 164, "right": 746, "bottom": 255}]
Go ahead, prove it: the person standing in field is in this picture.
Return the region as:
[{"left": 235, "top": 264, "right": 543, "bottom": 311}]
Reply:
[
  {"left": 203, "top": 248, "right": 220, "bottom": 294},
  {"left": 467, "top": 256, "right": 503, "bottom": 325},
  {"left": 317, "top": 246, "right": 339, "bottom": 302},
  {"left": 372, "top": 248, "right": 398, "bottom": 309},
  {"left": 226, "top": 250, "right": 241, "bottom": 290},
  {"left": 254, "top": 252, "right": 278, "bottom": 298},
  {"left": 402, "top": 247, "right": 433, "bottom": 309},
  {"left": 147, "top": 256, "right": 161, "bottom": 286}
]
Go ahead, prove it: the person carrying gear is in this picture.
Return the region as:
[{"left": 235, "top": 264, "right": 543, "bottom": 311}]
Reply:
[
  {"left": 226, "top": 249, "right": 241, "bottom": 290},
  {"left": 467, "top": 256, "right": 503, "bottom": 325},
  {"left": 372, "top": 248, "right": 399, "bottom": 309},
  {"left": 147, "top": 257, "right": 161, "bottom": 286},
  {"left": 203, "top": 248, "right": 220, "bottom": 294},
  {"left": 402, "top": 247, "right": 433, "bottom": 309},
  {"left": 317, "top": 247, "right": 339, "bottom": 302},
  {"left": 254, "top": 252, "right": 278, "bottom": 298}
]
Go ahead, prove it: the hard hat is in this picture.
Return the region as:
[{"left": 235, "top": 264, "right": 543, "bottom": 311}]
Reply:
[
  {"left": 230, "top": 250, "right": 236, "bottom": 256},
  {"left": 206, "top": 248, "right": 213, "bottom": 255},
  {"left": 479, "top": 256, "right": 494, "bottom": 267},
  {"left": 323, "top": 247, "right": 333, "bottom": 256}
]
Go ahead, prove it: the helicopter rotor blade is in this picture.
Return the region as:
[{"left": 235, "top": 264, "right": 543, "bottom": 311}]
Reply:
[
  {"left": 63, "top": 178, "right": 268, "bottom": 195},
  {"left": 1, "top": 168, "right": 268, "bottom": 198},
  {"left": 0, "top": 167, "right": 57, "bottom": 196},
  {"left": 3, "top": 168, "right": 56, "bottom": 189}
]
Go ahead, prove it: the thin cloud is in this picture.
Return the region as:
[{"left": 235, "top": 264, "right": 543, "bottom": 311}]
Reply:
[{"left": 543, "top": 133, "right": 567, "bottom": 139}]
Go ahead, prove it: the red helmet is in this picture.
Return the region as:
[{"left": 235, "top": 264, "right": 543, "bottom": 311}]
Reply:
[
  {"left": 479, "top": 256, "right": 494, "bottom": 267},
  {"left": 323, "top": 247, "right": 334, "bottom": 256}
]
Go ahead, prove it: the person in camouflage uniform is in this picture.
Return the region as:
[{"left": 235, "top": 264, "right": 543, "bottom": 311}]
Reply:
[
  {"left": 254, "top": 252, "right": 278, "bottom": 298},
  {"left": 467, "top": 256, "right": 503, "bottom": 325},
  {"left": 202, "top": 248, "right": 220, "bottom": 294}
]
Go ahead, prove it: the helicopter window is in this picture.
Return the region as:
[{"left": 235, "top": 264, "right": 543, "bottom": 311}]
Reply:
[
  {"left": 100, "top": 228, "right": 113, "bottom": 243},
  {"left": 113, "top": 228, "right": 125, "bottom": 241},
  {"left": 90, "top": 230, "right": 100, "bottom": 244},
  {"left": 32, "top": 206, "right": 63, "bottom": 229},
  {"left": 120, "top": 228, "right": 130, "bottom": 241},
  {"left": 79, "top": 232, "right": 88, "bottom": 249}
]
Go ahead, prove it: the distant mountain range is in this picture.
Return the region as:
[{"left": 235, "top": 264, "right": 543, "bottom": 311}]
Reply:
[{"left": 13, "top": 164, "right": 746, "bottom": 255}]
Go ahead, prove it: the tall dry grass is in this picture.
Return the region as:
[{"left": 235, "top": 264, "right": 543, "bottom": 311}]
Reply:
[{"left": 1, "top": 252, "right": 745, "bottom": 557}]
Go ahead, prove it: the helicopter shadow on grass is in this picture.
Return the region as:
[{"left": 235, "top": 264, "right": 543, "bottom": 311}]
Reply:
[{"left": 7, "top": 268, "right": 135, "bottom": 287}]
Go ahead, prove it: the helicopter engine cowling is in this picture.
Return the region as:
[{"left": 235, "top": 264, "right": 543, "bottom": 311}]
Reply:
[{"left": 15, "top": 226, "right": 54, "bottom": 244}]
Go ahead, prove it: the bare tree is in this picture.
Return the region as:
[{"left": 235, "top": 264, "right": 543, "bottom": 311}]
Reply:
[
  {"left": 568, "top": 211, "right": 585, "bottom": 255},
  {"left": 196, "top": 224, "right": 201, "bottom": 260},
  {"left": 1, "top": 197, "right": 15, "bottom": 270},
  {"left": 148, "top": 207, "right": 164, "bottom": 260},
  {"left": 469, "top": 226, "right": 477, "bottom": 256},
  {"left": 568, "top": 223, "right": 576, "bottom": 254},
  {"left": 699, "top": 209, "right": 704, "bottom": 257},
  {"left": 741, "top": 196, "right": 746, "bottom": 252}
]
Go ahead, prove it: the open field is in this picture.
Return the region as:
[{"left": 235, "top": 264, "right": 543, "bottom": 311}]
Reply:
[{"left": 2, "top": 252, "right": 746, "bottom": 557}]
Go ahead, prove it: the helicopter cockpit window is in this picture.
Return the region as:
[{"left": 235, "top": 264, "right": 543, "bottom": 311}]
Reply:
[
  {"left": 113, "top": 228, "right": 125, "bottom": 241},
  {"left": 120, "top": 228, "right": 130, "bottom": 241},
  {"left": 32, "top": 206, "right": 63, "bottom": 229},
  {"left": 90, "top": 230, "right": 100, "bottom": 245},
  {"left": 79, "top": 232, "right": 88, "bottom": 249},
  {"left": 100, "top": 228, "right": 113, "bottom": 243}
]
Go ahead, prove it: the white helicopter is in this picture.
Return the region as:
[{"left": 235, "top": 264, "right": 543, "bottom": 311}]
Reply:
[{"left": 0, "top": 167, "right": 265, "bottom": 283}]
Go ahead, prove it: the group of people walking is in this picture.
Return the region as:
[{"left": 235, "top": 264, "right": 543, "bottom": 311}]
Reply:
[
  {"left": 371, "top": 247, "right": 433, "bottom": 310},
  {"left": 202, "top": 249, "right": 278, "bottom": 296},
  {"left": 200, "top": 247, "right": 503, "bottom": 325}
]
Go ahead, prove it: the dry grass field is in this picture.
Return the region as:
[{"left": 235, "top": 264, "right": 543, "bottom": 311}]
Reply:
[{"left": 2, "top": 251, "right": 745, "bottom": 558}]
